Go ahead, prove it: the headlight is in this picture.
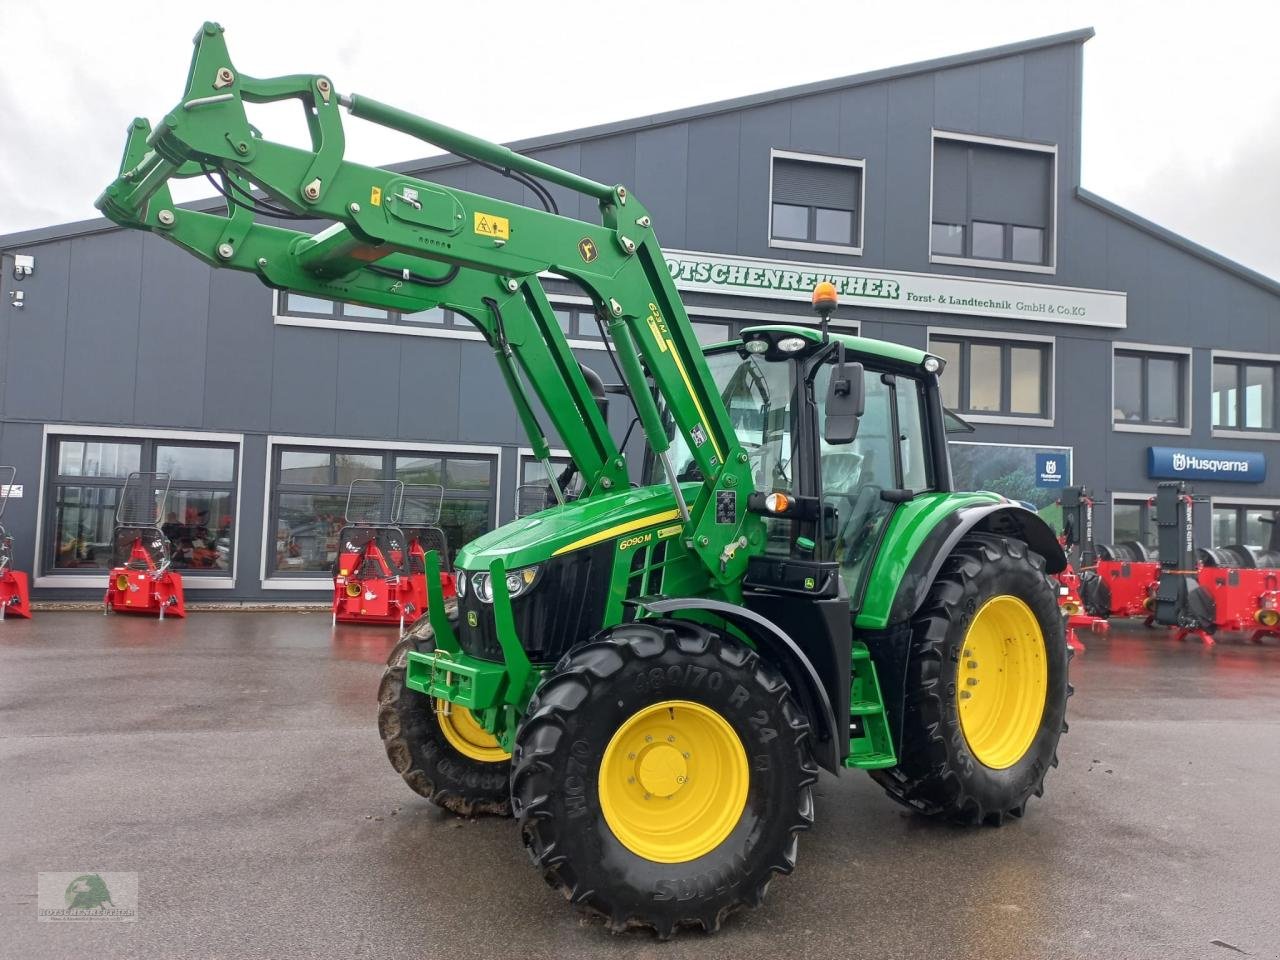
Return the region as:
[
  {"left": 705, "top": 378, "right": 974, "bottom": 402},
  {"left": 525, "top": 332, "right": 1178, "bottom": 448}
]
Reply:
[
  {"left": 744, "top": 338, "right": 769, "bottom": 354},
  {"left": 777, "top": 336, "right": 806, "bottom": 353},
  {"left": 923, "top": 355, "right": 942, "bottom": 373},
  {"left": 471, "top": 565, "right": 541, "bottom": 603},
  {"left": 456, "top": 571, "right": 467, "bottom": 598}
]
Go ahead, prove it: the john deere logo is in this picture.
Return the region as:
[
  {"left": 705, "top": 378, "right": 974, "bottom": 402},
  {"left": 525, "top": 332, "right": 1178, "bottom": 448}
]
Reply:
[
  {"left": 66, "top": 875, "right": 114, "bottom": 911},
  {"left": 578, "top": 238, "right": 598, "bottom": 263},
  {"left": 466, "top": 610, "right": 478, "bottom": 628}
]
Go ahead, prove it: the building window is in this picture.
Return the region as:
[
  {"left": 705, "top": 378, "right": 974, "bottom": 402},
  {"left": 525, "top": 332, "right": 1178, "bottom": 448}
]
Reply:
[
  {"left": 1112, "top": 498, "right": 1156, "bottom": 551},
  {"left": 45, "top": 437, "right": 238, "bottom": 576},
  {"left": 931, "top": 134, "right": 1054, "bottom": 268},
  {"left": 1113, "top": 349, "right": 1188, "bottom": 428},
  {"left": 929, "top": 334, "right": 1051, "bottom": 420},
  {"left": 769, "top": 150, "right": 864, "bottom": 253},
  {"left": 1212, "top": 358, "right": 1277, "bottom": 431},
  {"left": 279, "top": 292, "right": 474, "bottom": 330},
  {"left": 1212, "top": 504, "right": 1277, "bottom": 548},
  {"left": 268, "top": 446, "right": 496, "bottom": 576}
]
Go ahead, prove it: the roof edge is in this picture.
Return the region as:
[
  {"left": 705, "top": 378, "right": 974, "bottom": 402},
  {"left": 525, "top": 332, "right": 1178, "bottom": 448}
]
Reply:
[
  {"left": 1076, "top": 187, "right": 1280, "bottom": 297},
  {"left": 2, "top": 27, "right": 1096, "bottom": 246},
  {"left": 387, "top": 27, "right": 1096, "bottom": 178}
]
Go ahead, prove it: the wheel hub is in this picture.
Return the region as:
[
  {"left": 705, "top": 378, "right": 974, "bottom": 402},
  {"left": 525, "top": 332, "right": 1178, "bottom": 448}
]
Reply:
[
  {"left": 598, "top": 700, "right": 748, "bottom": 863},
  {"left": 636, "top": 741, "right": 689, "bottom": 797},
  {"left": 957, "top": 595, "right": 1048, "bottom": 770}
]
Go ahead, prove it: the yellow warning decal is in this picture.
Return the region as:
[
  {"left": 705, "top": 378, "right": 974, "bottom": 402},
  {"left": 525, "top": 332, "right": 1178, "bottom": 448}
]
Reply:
[
  {"left": 474, "top": 212, "right": 510, "bottom": 240},
  {"left": 370, "top": 186, "right": 382, "bottom": 206},
  {"left": 657, "top": 524, "right": 684, "bottom": 539}
]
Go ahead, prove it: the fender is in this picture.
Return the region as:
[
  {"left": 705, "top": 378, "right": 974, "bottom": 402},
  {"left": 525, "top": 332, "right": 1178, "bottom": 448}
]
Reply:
[
  {"left": 633, "top": 596, "right": 843, "bottom": 775},
  {"left": 886, "top": 503, "right": 1067, "bottom": 626}
]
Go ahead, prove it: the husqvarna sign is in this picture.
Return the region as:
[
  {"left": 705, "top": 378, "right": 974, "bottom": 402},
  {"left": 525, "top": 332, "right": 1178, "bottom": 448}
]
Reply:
[{"left": 1147, "top": 446, "right": 1266, "bottom": 483}]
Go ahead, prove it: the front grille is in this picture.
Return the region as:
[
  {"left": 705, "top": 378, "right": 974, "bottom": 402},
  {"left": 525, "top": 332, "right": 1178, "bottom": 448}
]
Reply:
[{"left": 456, "top": 541, "right": 614, "bottom": 664}]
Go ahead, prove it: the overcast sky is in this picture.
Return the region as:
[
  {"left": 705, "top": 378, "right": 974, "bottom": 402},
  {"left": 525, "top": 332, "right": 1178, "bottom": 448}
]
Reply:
[{"left": 1, "top": 0, "right": 1277, "bottom": 279}]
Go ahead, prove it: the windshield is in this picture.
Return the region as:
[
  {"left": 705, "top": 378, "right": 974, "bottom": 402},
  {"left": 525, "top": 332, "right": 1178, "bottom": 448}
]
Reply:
[{"left": 663, "top": 350, "right": 794, "bottom": 489}]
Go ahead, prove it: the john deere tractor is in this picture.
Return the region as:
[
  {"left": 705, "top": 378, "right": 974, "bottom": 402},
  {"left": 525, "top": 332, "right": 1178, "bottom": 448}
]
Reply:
[{"left": 99, "top": 24, "right": 1070, "bottom": 936}]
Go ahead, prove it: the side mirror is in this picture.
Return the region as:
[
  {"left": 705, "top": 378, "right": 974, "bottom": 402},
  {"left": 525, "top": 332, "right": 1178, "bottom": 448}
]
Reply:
[{"left": 824, "top": 360, "right": 864, "bottom": 444}]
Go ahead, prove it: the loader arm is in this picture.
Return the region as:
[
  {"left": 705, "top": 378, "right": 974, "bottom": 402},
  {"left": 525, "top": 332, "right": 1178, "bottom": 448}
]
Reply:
[{"left": 96, "top": 22, "right": 758, "bottom": 584}]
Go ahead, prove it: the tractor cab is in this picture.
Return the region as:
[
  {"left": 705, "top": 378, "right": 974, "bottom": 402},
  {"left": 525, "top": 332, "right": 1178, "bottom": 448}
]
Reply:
[
  {"left": 0, "top": 466, "right": 32, "bottom": 620},
  {"left": 655, "top": 322, "right": 948, "bottom": 611},
  {"left": 103, "top": 471, "right": 186, "bottom": 618}
]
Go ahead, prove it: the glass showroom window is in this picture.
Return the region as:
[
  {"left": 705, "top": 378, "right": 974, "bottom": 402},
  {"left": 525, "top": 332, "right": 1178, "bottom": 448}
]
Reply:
[
  {"left": 929, "top": 335, "right": 1051, "bottom": 419},
  {"left": 1212, "top": 358, "right": 1277, "bottom": 431},
  {"left": 1113, "top": 350, "right": 1187, "bottom": 428},
  {"left": 516, "top": 454, "right": 574, "bottom": 516},
  {"left": 931, "top": 136, "right": 1054, "bottom": 267},
  {"left": 1112, "top": 499, "right": 1156, "bottom": 551},
  {"left": 268, "top": 447, "right": 496, "bottom": 576},
  {"left": 770, "top": 152, "right": 863, "bottom": 251},
  {"left": 1212, "top": 504, "right": 1277, "bottom": 548},
  {"left": 44, "top": 437, "right": 238, "bottom": 575}
]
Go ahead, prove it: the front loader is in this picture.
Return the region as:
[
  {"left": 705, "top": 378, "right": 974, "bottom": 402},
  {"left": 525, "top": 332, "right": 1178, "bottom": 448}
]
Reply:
[{"left": 98, "top": 23, "right": 1071, "bottom": 936}]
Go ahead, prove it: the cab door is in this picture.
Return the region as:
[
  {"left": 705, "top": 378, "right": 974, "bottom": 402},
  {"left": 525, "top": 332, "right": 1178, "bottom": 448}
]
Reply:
[{"left": 816, "top": 365, "right": 933, "bottom": 609}]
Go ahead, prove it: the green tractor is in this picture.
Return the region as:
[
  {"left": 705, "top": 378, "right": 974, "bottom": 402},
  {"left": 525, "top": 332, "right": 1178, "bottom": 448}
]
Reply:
[{"left": 98, "top": 24, "right": 1071, "bottom": 936}]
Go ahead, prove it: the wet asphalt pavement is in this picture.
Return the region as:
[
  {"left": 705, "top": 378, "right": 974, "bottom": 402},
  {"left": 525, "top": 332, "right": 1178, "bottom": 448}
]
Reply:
[{"left": 2, "top": 611, "right": 1278, "bottom": 960}]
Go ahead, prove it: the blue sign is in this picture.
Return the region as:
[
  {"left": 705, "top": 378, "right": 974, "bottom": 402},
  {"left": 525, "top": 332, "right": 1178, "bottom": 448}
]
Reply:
[
  {"left": 1035, "top": 452, "right": 1068, "bottom": 487},
  {"left": 1147, "top": 446, "right": 1266, "bottom": 483}
]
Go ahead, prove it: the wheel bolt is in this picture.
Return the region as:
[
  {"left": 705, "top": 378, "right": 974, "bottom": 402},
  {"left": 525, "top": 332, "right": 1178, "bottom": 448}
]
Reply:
[
  {"left": 627, "top": 776, "right": 635, "bottom": 784},
  {"left": 667, "top": 735, "right": 676, "bottom": 742},
  {"left": 644, "top": 735, "right": 652, "bottom": 742},
  {"left": 960, "top": 690, "right": 972, "bottom": 699},
  {"left": 628, "top": 752, "right": 636, "bottom": 760},
  {"left": 967, "top": 660, "right": 978, "bottom": 669},
  {"left": 966, "top": 678, "right": 979, "bottom": 686}
]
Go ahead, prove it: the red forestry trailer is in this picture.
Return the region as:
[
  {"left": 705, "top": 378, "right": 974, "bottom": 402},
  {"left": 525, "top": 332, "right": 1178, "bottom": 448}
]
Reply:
[
  {"left": 332, "top": 480, "right": 456, "bottom": 629},
  {"left": 103, "top": 472, "right": 186, "bottom": 619},
  {"left": 0, "top": 467, "right": 32, "bottom": 620}
]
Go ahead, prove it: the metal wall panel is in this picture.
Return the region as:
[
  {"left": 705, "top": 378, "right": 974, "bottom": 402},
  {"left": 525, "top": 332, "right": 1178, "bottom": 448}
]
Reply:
[
  {"left": 269, "top": 326, "right": 338, "bottom": 436},
  {"left": 62, "top": 232, "right": 142, "bottom": 425},
  {"left": 204, "top": 270, "right": 274, "bottom": 431},
  {"left": 396, "top": 334, "right": 463, "bottom": 443},
  {"left": 634, "top": 124, "right": 690, "bottom": 249},
  {"left": 684, "top": 113, "right": 742, "bottom": 253},
  {"left": 334, "top": 330, "right": 405, "bottom": 439},
  {"left": 134, "top": 235, "right": 211, "bottom": 429},
  {"left": 2, "top": 240, "right": 71, "bottom": 421}
]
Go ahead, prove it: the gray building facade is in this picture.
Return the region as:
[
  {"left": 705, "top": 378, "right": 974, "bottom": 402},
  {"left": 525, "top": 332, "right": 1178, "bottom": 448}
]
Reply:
[{"left": 3, "top": 27, "right": 1279, "bottom": 602}]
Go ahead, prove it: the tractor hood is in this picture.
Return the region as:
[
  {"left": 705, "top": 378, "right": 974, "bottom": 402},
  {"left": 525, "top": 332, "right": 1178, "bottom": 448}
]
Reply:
[{"left": 455, "top": 484, "right": 687, "bottom": 571}]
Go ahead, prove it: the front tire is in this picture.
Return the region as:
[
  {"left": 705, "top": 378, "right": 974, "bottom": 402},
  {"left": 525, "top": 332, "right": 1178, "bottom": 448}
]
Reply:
[
  {"left": 511, "top": 619, "right": 817, "bottom": 937},
  {"left": 376, "top": 605, "right": 513, "bottom": 816},
  {"left": 872, "top": 534, "right": 1070, "bottom": 825}
]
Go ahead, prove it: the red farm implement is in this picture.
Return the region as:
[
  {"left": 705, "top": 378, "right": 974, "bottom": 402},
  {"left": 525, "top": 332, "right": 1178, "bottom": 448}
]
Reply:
[
  {"left": 1055, "top": 485, "right": 1109, "bottom": 652},
  {"left": 332, "top": 480, "right": 456, "bottom": 629},
  {"left": 103, "top": 471, "right": 186, "bottom": 619},
  {"left": 0, "top": 467, "right": 31, "bottom": 620},
  {"left": 1148, "top": 482, "right": 1280, "bottom": 646}
]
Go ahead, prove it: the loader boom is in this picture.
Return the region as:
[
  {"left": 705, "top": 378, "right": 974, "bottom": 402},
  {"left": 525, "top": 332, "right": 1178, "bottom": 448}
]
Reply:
[{"left": 96, "top": 21, "right": 757, "bottom": 583}]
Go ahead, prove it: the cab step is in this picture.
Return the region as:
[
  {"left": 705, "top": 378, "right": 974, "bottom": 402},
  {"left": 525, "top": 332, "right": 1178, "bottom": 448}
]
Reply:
[{"left": 845, "top": 643, "right": 897, "bottom": 770}]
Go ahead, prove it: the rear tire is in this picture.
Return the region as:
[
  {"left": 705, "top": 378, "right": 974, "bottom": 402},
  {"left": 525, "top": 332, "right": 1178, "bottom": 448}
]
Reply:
[
  {"left": 376, "top": 604, "right": 512, "bottom": 816},
  {"left": 872, "top": 534, "right": 1070, "bottom": 825},
  {"left": 511, "top": 619, "right": 817, "bottom": 937}
]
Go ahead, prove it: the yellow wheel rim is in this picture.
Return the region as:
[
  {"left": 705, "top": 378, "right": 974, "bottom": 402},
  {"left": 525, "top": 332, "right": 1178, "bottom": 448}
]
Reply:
[
  {"left": 958, "top": 595, "right": 1048, "bottom": 770},
  {"left": 435, "top": 700, "right": 510, "bottom": 763},
  {"left": 598, "top": 700, "right": 749, "bottom": 864}
]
